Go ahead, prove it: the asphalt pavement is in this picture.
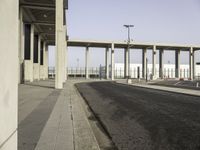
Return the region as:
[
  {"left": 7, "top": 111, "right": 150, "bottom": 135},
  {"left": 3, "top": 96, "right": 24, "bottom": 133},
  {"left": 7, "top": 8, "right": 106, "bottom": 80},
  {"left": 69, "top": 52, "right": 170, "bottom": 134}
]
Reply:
[{"left": 76, "top": 81, "right": 200, "bottom": 150}]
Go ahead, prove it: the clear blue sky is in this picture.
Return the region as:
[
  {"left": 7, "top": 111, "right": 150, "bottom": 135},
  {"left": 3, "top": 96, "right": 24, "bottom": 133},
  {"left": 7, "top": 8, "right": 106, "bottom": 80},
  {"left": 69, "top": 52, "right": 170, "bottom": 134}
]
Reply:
[{"left": 49, "top": 0, "right": 200, "bottom": 67}]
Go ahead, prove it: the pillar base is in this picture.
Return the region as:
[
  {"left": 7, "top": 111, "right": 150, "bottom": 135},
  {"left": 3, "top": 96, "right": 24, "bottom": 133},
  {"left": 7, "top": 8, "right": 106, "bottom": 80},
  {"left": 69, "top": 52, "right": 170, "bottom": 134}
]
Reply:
[
  {"left": 33, "top": 63, "right": 40, "bottom": 80},
  {"left": 24, "top": 60, "right": 33, "bottom": 82},
  {"left": 39, "top": 65, "right": 46, "bottom": 80}
]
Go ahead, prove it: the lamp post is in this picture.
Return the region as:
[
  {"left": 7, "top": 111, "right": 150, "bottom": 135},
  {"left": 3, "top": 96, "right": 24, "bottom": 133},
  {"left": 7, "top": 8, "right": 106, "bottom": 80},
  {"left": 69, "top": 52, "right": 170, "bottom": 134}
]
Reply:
[{"left": 124, "top": 25, "right": 134, "bottom": 78}]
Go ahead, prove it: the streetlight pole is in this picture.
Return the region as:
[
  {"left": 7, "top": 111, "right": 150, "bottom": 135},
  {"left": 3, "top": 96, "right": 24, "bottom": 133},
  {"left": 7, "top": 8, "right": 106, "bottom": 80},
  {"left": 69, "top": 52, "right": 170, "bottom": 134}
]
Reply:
[{"left": 124, "top": 25, "right": 134, "bottom": 79}]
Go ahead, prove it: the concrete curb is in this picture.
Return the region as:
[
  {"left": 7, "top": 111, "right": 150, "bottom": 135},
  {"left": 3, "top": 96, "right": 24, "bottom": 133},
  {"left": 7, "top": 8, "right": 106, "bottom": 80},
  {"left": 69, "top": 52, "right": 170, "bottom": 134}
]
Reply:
[
  {"left": 116, "top": 82, "right": 200, "bottom": 97},
  {"left": 68, "top": 81, "right": 101, "bottom": 150}
]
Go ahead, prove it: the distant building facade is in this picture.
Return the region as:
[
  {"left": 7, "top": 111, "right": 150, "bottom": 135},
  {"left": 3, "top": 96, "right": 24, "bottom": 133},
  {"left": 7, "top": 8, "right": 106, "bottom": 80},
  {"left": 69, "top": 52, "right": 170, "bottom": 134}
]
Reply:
[{"left": 115, "top": 63, "right": 200, "bottom": 79}]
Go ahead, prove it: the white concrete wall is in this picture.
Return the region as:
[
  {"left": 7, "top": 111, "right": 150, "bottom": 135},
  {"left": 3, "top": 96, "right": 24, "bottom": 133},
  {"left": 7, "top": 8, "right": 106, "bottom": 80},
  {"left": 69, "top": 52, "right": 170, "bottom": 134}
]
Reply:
[
  {"left": 0, "top": 0, "right": 18, "bottom": 150},
  {"left": 115, "top": 63, "right": 200, "bottom": 79},
  {"left": 33, "top": 63, "right": 40, "bottom": 80}
]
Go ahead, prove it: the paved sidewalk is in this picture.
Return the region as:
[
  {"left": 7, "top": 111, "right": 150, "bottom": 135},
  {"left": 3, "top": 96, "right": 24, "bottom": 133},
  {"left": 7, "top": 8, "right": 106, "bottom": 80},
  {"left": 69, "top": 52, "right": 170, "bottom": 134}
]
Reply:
[
  {"left": 18, "top": 80, "right": 100, "bottom": 150},
  {"left": 117, "top": 80, "right": 200, "bottom": 97}
]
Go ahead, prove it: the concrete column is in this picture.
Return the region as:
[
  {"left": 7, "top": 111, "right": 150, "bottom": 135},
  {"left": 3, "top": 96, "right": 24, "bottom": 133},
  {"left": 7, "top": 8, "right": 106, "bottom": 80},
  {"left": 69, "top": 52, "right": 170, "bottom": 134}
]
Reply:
[
  {"left": 30, "top": 24, "right": 34, "bottom": 82},
  {"left": 65, "top": 41, "right": 68, "bottom": 80},
  {"left": 193, "top": 50, "right": 196, "bottom": 79},
  {"left": 55, "top": 0, "right": 64, "bottom": 89},
  {"left": 124, "top": 48, "right": 129, "bottom": 78},
  {"left": 0, "top": 0, "right": 18, "bottom": 149},
  {"left": 128, "top": 48, "right": 131, "bottom": 78},
  {"left": 38, "top": 36, "right": 41, "bottom": 80},
  {"left": 24, "top": 24, "right": 35, "bottom": 82},
  {"left": 152, "top": 45, "right": 157, "bottom": 79},
  {"left": 63, "top": 25, "right": 67, "bottom": 82},
  {"left": 34, "top": 35, "right": 41, "bottom": 80},
  {"left": 45, "top": 45, "right": 49, "bottom": 79},
  {"left": 142, "top": 48, "right": 147, "bottom": 78},
  {"left": 159, "top": 49, "right": 164, "bottom": 79},
  {"left": 189, "top": 47, "right": 194, "bottom": 80},
  {"left": 105, "top": 47, "right": 109, "bottom": 79},
  {"left": 175, "top": 50, "right": 180, "bottom": 78},
  {"left": 111, "top": 43, "right": 115, "bottom": 80},
  {"left": 41, "top": 42, "right": 46, "bottom": 80},
  {"left": 85, "top": 47, "right": 89, "bottom": 79},
  {"left": 18, "top": 7, "right": 25, "bottom": 83}
]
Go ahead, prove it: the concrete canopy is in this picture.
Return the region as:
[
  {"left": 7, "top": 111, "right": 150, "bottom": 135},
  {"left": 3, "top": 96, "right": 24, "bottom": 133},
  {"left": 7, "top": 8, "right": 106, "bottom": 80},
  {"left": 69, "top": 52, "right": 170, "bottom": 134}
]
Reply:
[
  {"left": 68, "top": 39, "right": 200, "bottom": 51},
  {"left": 20, "top": 0, "right": 68, "bottom": 45}
]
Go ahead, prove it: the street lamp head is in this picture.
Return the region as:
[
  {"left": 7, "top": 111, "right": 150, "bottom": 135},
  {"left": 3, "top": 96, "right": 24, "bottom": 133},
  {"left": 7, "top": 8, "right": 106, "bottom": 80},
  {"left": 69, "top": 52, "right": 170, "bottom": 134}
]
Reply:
[
  {"left": 124, "top": 25, "right": 129, "bottom": 28},
  {"left": 124, "top": 25, "right": 134, "bottom": 28}
]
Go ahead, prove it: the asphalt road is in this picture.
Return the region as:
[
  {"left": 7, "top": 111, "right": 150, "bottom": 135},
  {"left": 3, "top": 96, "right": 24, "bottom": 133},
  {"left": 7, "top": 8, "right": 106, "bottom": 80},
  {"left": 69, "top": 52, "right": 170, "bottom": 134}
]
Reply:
[{"left": 76, "top": 81, "right": 200, "bottom": 150}]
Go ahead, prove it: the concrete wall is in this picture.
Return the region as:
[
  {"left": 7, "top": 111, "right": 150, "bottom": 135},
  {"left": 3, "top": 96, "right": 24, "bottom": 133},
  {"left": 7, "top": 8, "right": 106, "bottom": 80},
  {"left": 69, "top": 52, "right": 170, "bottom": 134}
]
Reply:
[{"left": 0, "top": 0, "right": 18, "bottom": 150}]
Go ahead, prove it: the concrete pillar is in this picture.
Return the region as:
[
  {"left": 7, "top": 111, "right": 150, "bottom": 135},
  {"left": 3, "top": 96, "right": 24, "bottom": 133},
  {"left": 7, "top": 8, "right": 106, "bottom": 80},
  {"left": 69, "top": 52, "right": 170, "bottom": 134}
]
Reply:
[
  {"left": 142, "top": 48, "right": 147, "bottom": 78},
  {"left": 65, "top": 41, "right": 68, "bottom": 80},
  {"left": 55, "top": 0, "right": 64, "bottom": 89},
  {"left": 152, "top": 45, "right": 157, "bottom": 79},
  {"left": 175, "top": 50, "right": 180, "bottom": 78},
  {"left": 189, "top": 47, "right": 194, "bottom": 80},
  {"left": 159, "top": 49, "right": 164, "bottom": 79},
  {"left": 29, "top": 24, "right": 34, "bottom": 82},
  {"left": 38, "top": 36, "right": 41, "bottom": 79},
  {"left": 0, "top": 0, "right": 18, "bottom": 149},
  {"left": 24, "top": 24, "right": 34, "bottom": 82},
  {"left": 85, "top": 47, "right": 89, "bottom": 79},
  {"left": 45, "top": 45, "right": 49, "bottom": 79},
  {"left": 18, "top": 7, "right": 25, "bottom": 83},
  {"left": 111, "top": 43, "right": 115, "bottom": 80},
  {"left": 128, "top": 48, "right": 131, "bottom": 78},
  {"left": 34, "top": 35, "right": 41, "bottom": 80},
  {"left": 41, "top": 42, "right": 46, "bottom": 80},
  {"left": 105, "top": 47, "right": 109, "bottom": 79},
  {"left": 193, "top": 50, "right": 196, "bottom": 79},
  {"left": 124, "top": 48, "right": 129, "bottom": 78},
  {"left": 63, "top": 25, "right": 67, "bottom": 82}
]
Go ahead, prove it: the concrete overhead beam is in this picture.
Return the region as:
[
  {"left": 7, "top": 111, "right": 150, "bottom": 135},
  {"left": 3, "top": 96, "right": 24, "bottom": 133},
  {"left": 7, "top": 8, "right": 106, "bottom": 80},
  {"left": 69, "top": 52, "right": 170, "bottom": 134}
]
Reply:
[
  {"left": 20, "top": 2, "right": 55, "bottom": 8},
  {"left": 67, "top": 39, "right": 200, "bottom": 51},
  {"left": 33, "top": 22, "right": 55, "bottom": 26},
  {"left": 21, "top": 4, "right": 55, "bottom": 11}
]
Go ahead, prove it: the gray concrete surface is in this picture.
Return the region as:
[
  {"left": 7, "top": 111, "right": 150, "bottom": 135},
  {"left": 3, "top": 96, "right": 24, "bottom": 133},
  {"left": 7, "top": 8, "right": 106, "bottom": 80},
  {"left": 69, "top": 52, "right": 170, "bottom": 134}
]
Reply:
[
  {"left": 18, "top": 79, "right": 101, "bottom": 150},
  {"left": 149, "top": 80, "right": 200, "bottom": 90},
  {"left": 130, "top": 82, "right": 200, "bottom": 97},
  {"left": 76, "top": 81, "right": 200, "bottom": 150}
]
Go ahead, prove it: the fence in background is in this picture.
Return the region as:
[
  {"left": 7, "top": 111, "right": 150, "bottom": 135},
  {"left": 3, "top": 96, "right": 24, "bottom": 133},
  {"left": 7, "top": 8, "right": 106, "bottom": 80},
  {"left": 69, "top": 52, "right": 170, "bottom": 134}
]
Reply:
[{"left": 48, "top": 67, "right": 200, "bottom": 80}]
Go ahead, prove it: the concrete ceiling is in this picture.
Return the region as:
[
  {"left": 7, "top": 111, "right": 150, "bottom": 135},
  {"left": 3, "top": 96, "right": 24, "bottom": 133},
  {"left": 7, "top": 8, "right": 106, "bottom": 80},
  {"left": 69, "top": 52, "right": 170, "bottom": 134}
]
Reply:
[{"left": 20, "top": 0, "right": 67, "bottom": 45}]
